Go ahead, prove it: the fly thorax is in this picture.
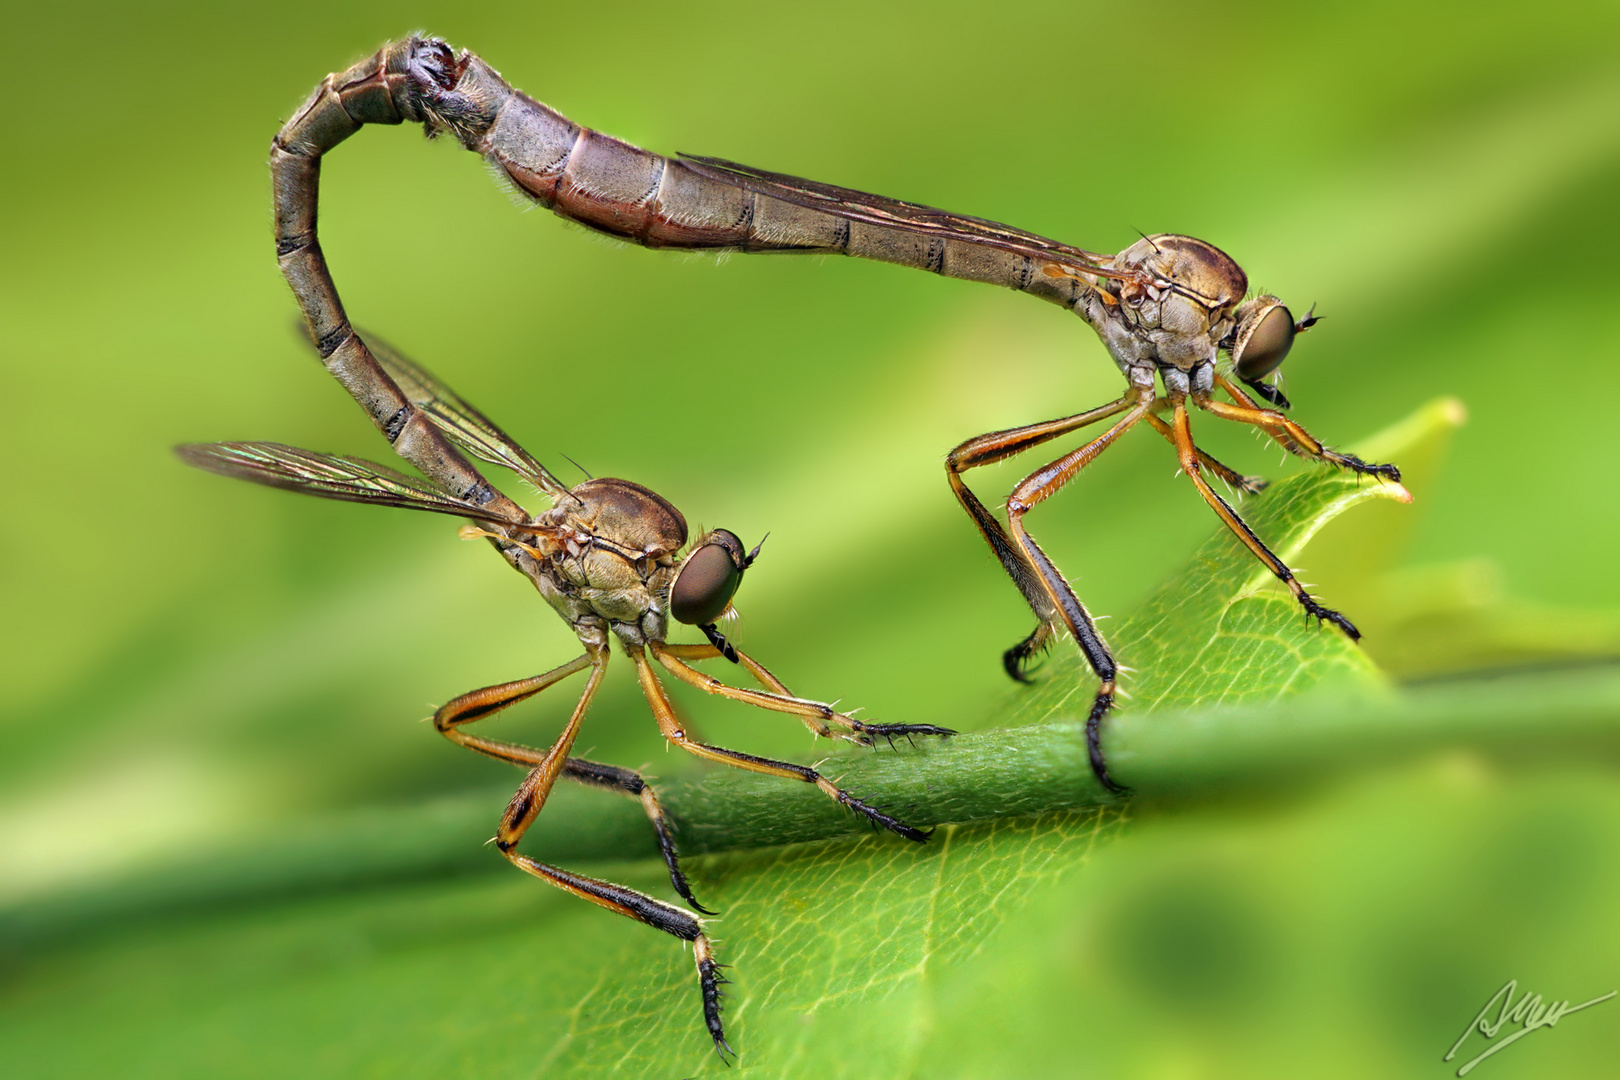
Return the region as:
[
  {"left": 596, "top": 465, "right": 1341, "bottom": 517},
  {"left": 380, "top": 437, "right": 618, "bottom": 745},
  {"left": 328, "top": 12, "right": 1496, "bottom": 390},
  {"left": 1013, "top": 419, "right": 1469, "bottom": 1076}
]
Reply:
[
  {"left": 1111, "top": 234, "right": 1247, "bottom": 371},
  {"left": 564, "top": 548, "right": 650, "bottom": 623},
  {"left": 1082, "top": 291, "right": 1159, "bottom": 373},
  {"left": 1150, "top": 296, "right": 1223, "bottom": 368},
  {"left": 532, "top": 565, "right": 590, "bottom": 625}
]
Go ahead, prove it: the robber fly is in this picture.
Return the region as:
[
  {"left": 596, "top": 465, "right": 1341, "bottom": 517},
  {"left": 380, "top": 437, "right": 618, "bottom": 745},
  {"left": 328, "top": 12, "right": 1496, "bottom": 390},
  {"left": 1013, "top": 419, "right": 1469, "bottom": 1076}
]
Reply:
[
  {"left": 270, "top": 39, "right": 1400, "bottom": 792},
  {"left": 179, "top": 339, "right": 950, "bottom": 1058}
]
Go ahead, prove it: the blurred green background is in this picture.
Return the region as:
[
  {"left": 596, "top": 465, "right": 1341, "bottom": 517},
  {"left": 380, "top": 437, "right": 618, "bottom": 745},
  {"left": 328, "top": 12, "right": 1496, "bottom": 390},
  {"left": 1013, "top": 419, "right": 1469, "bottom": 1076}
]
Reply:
[{"left": 3, "top": 1, "right": 1619, "bottom": 1076}]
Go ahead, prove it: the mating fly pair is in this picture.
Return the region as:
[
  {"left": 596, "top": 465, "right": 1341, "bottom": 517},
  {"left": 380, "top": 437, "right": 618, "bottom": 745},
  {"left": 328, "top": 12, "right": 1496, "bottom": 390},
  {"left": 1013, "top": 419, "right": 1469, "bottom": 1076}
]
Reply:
[
  {"left": 269, "top": 36, "right": 1399, "bottom": 793},
  {"left": 184, "top": 34, "right": 1403, "bottom": 1059}
]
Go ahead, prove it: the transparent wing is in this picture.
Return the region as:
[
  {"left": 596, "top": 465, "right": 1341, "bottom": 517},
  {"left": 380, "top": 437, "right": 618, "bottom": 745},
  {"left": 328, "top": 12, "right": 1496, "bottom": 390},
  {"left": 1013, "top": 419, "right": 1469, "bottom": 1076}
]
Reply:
[
  {"left": 362, "top": 335, "right": 574, "bottom": 501},
  {"left": 678, "top": 155, "right": 1123, "bottom": 279},
  {"left": 177, "top": 442, "right": 526, "bottom": 525}
]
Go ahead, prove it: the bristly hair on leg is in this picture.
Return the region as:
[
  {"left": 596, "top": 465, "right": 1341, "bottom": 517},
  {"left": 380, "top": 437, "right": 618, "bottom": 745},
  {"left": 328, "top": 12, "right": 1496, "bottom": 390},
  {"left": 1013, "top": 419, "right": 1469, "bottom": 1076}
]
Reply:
[{"left": 696, "top": 937, "right": 733, "bottom": 1062}]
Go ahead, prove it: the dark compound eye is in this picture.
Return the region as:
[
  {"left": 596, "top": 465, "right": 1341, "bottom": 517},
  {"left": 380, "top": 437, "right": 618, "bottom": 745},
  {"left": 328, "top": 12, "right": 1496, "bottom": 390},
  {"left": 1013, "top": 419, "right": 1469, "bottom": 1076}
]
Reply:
[
  {"left": 1234, "top": 303, "right": 1295, "bottom": 379},
  {"left": 671, "top": 531, "right": 746, "bottom": 625}
]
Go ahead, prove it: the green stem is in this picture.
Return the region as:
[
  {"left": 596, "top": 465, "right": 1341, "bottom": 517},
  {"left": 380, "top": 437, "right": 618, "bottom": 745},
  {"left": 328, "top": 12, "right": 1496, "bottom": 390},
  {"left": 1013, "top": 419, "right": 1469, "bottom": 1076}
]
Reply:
[{"left": 8, "top": 665, "right": 1616, "bottom": 947}]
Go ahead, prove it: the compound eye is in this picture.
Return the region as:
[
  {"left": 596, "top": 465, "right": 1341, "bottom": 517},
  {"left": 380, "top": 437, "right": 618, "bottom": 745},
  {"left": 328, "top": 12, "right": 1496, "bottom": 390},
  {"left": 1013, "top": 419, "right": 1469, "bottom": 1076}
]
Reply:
[
  {"left": 1234, "top": 303, "right": 1295, "bottom": 379},
  {"left": 671, "top": 533, "right": 745, "bottom": 625}
]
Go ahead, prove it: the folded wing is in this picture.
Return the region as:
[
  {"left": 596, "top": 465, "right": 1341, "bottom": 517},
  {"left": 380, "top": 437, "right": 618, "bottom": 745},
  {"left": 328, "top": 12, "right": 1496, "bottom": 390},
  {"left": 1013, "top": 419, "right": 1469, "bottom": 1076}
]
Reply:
[
  {"left": 177, "top": 441, "right": 527, "bottom": 526},
  {"left": 364, "top": 335, "right": 576, "bottom": 503}
]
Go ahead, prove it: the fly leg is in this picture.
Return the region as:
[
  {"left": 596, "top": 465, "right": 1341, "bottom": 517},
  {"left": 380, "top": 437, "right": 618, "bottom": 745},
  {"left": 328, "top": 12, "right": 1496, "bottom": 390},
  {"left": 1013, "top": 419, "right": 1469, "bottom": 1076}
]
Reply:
[
  {"left": 1205, "top": 375, "right": 1401, "bottom": 481},
  {"left": 946, "top": 391, "right": 1141, "bottom": 682},
  {"left": 1144, "top": 406, "right": 1268, "bottom": 494},
  {"left": 631, "top": 647, "right": 934, "bottom": 842},
  {"left": 558, "top": 758, "right": 717, "bottom": 916},
  {"left": 1000, "top": 388, "right": 1158, "bottom": 795},
  {"left": 430, "top": 643, "right": 730, "bottom": 1058},
  {"left": 1166, "top": 401, "right": 1360, "bottom": 640},
  {"left": 656, "top": 643, "right": 955, "bottom": 746},
  {"left": 431, "top": 649, "right": 712, "bottom": 912}
]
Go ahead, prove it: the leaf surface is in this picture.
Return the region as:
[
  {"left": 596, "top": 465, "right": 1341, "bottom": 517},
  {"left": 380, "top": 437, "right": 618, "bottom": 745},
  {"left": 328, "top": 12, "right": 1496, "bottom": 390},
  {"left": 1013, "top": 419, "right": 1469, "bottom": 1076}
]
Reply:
[{"left": 11, "top": 402, "right": 1617, "bottom": 1079}]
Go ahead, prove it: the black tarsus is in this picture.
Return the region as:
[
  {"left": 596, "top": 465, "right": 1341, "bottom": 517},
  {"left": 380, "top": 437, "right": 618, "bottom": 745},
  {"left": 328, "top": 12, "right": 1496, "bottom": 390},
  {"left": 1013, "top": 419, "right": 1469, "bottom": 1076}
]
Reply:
[
  {"left": 659, "top": 830, "right": 715, "bottom": 916},
  {"left": 836, "top": 788, "right": 932, "bottom": 843},
  {"left": 1299, "top": 594, "right": 1361, "bottom": 642},
  {"left": 562, "top": 758, "right": 714, "bottom": 914},
  {"left": 1086, "top": 692, "right": 1128, "bottom": 796},
  {"left": 854, "top": 720, "right": 957, "bottom": 743},
  {"left": 697, "top": 953, "right": 733, "bottom": 1063},
  {"left": 1002, "top": 624, "right": 1051, "bottom": 683},
  {"left": 1333, "top": 452, "right": 1401, "bottom": 483}
]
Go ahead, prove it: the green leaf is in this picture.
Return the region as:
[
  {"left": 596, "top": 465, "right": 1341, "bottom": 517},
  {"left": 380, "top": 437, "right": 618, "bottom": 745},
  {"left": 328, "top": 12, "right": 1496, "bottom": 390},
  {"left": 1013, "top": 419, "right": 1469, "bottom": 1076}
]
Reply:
[
  {"left": 1017, "top": 402, "right": 1433, "bottom": 719},
  {"left": 7, "top": 401, "right": 1618, "bottom": 1078}
]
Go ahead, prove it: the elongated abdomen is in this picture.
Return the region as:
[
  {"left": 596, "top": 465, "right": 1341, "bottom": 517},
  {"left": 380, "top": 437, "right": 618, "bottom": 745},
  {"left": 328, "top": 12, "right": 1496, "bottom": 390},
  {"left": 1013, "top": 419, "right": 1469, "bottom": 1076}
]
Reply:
[
  {"left": 482, "top": 90, "right": 849, "bottom": 254},
  {"left": 423, "top": 47, "right": 1086, "bottom": 308}
]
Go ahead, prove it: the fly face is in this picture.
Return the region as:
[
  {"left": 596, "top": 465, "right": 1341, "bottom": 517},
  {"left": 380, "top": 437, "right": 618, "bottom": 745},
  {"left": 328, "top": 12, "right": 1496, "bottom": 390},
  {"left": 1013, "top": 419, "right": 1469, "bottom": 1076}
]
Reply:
[
  {"left": 669, "top": 529, "right": 762, "bottom": 626},
  {"left": 1224, "top": 297, "right": 1320, "bottom": 409}
]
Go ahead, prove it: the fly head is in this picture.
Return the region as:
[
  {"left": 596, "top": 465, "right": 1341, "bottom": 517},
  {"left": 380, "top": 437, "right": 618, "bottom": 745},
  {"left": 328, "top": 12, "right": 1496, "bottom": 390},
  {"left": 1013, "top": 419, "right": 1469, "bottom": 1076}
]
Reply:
[
  {"left": 1227, "top": 298, "right": 1320, "bottom": 409},
  {"left": 670, "top": 529, "right": 764, "bottom": 628}
]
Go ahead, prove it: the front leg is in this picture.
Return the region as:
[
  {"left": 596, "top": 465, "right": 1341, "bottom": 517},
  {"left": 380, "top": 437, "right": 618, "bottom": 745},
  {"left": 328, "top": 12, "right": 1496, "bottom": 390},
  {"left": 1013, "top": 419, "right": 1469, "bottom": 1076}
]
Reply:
[
  {"left": 656, "top": 643, "right": 954, "bottom": 746},
  {"left": 1145, "top": 407, "right": 1268, "bottom": 493},
  {"left": 632, "top": 647, "right": 936, "bottom": 842},
  {"left": 1166, "top": 401, "right": 1360, "bottom": 640},
  {"left": 431, "top": 651, "right": 708, "bottom": 911},
  {"left": 1205, "top": 375, "right": 1401, "bottom": 481}
]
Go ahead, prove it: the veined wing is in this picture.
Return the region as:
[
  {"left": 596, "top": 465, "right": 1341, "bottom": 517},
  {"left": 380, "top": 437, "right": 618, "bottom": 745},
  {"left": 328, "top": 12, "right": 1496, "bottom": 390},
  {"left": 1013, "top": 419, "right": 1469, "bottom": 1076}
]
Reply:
[
  {"left": 678, "top": 155, "right": 1123, "bottom": 280},
  {"left": 177, "top": 442, "right": 527, "bottom": 526},
  {"left": 363, "top": 335, "right": 574, "bottom": 501}
]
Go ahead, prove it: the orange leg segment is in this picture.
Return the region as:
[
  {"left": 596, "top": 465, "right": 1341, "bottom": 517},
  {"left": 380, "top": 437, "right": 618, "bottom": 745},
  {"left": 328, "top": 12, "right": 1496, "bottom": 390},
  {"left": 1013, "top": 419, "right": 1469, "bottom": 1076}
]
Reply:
[
  {"left": 654, "top": 643, "right": 954, "bottom": 746},
  {"left": 946, "top": 392, "right": 1140, "bottom": 680},
  {"left": 428, "top": 644, "right": 728, "bottom": 1054},
  {"left": 1168, "top": 401, "right": 1360, "bottom": 639},
  {"left": 631, "top": 645, "right": 934, "bottom": 842},
  {"left": 1207, "top": 375, "right": 1401, "bottom": 481}
]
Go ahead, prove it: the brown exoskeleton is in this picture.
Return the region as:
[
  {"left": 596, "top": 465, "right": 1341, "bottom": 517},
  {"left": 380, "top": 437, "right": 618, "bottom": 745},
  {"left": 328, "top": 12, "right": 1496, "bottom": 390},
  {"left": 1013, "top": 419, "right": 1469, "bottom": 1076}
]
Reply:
[
  {"left": 943, "top": 234, "right": 1402, "bottom": 792},
  {"left": 267, "top": 36, "right": 1403, "bottom": 798},
  {"left": 179, "top": 341, "right": 950, "bottom": 1059}
]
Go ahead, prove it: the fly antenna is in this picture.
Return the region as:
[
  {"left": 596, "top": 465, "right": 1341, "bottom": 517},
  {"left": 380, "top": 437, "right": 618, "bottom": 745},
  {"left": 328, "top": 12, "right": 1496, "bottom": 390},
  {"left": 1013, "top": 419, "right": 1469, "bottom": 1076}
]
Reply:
[
  {"left": 559, "top": 451, "right": 594, "bottom": 480},
  {"left": 744, "top": 533, "right": 769, "bottom": 568}
]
